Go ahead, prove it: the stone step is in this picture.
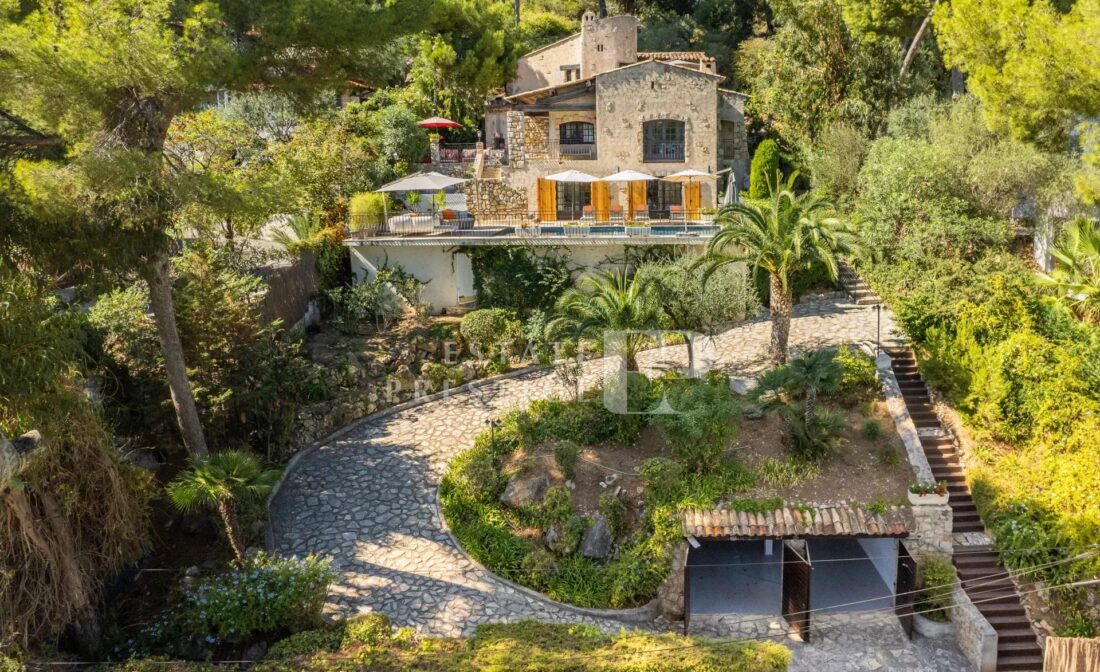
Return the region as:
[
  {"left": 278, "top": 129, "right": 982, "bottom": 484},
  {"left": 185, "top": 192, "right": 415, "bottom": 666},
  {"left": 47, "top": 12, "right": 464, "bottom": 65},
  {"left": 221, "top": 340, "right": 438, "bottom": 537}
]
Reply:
[
  {"left": 994, "top": 627, "right": 1038, "bottom": 644},
  {"left": 974, "top": 602, "right": 1027, "bottom": 618},
  {"left": 995, "top": 654, "right": 1044, "bottom": 671},
  {"left": 985, "top": 614, "right": 1032, "bottom": 627}
]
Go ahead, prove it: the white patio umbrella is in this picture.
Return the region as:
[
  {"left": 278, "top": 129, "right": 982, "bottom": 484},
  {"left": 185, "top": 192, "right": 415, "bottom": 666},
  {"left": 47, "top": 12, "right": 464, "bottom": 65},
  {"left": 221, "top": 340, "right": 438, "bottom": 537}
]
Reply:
[
  {"left": 543, "top": 171, "right": 599, "bottom": 220},
  {"left": 600, "top": 169, "right": 657, "bottom": 182},
  {"left": 374, "top": 171, "right": 469, "bottom": 221},
  {"left": 663, "top": 168, "right": 714, "bottom": 182},
  {"left": 664, "top": 169, "right": 716, "bottom": 219},
  {"left": 375, "top": 170, "right": 468, "bottom": 192},
  {"left": 544, "top": 169, "right": 600, "bottom": 182}
]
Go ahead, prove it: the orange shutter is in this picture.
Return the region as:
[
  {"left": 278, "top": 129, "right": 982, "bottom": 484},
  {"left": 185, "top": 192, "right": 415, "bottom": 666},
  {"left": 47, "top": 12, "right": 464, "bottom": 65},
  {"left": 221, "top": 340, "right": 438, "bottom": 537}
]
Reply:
[
  {"left": 685, "top": 182, "right": 701, "bottom": 219},
  {"left": 627, "top": 181, "right": 647, "bottom": 221},
  {"left": 537, "top": 178, "right": 556, "bottom": 222},
  {"left": 592, "top": 181, "right": 610, "bottom": 222}
]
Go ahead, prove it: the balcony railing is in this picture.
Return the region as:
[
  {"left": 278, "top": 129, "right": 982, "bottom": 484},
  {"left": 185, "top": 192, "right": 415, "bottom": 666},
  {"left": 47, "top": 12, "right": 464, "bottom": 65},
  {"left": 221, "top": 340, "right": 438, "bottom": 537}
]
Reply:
[
  {"left": 438, "top": 143, "right": 478, "bottom": 163},
  {"left": 526, "top": 139, "right": 598, "bottom": 161},
  {"left": 345, "top": 210, "right": 717, "bottom": 240},
  {"left": 643, "top": 142, "right": 686, "bottom": 162}
]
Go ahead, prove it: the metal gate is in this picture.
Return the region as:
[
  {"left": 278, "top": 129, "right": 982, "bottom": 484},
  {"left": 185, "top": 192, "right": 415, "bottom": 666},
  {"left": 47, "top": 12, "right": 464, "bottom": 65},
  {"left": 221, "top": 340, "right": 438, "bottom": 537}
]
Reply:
[
  {"left": 781, "top": 541, "right": 812, "bottom": 642},
  {"left": 895, "top": 541, "right": 917, "bottom": 639}
]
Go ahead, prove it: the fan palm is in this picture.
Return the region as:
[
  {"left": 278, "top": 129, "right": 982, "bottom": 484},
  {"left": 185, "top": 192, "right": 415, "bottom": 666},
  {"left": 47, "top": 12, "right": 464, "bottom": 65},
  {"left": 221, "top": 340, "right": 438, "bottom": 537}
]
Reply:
[
  {"left": 167, "top": 450, "right": 282, "bottom": 561},
  {"left": 270, "top": 211, "right": 323, "bottom": 252},
  {"left": 786, "top": 348, "right": 842, "bottom": 423},
  {"left": 1036, "top": 217, "right": 1100, "bottom": 324},
  {"left": 701, "top": 172, "right": 856, "bottom": 364},
  {"left": 551, "top": 268, "right": 659, "bottom": 371}
]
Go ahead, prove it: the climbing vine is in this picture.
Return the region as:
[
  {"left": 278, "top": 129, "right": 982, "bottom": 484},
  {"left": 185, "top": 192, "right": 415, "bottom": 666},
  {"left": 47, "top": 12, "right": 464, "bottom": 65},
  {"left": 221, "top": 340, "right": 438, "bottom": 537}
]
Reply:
[{"left": 459, "top": 245, "right": 573, "bottom": 316}]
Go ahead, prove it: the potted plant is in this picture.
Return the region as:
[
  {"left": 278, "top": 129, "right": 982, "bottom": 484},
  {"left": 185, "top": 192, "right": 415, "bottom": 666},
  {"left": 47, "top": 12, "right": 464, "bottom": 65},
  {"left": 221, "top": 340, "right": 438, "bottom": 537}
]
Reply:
[
  {"left": 625, "top": 222, "right": 649, "bottom": 236},
  {"left": 912, "top": 555, "right": 957, "bottom": 638},
  {"left": 908, "top": 481, "right": 949, "bottom": 505},
  {"left": 564, "top": 220, "right": 590, "bottom": 236}
]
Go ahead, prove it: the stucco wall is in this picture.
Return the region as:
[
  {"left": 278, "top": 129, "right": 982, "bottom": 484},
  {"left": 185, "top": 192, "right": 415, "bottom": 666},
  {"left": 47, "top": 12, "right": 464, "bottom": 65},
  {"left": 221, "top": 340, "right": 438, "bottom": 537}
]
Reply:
[
  {"left": 509, "top": 34, "right": 581, "bottom": 95},
  {"left": 858, "top": 537, "right": 899, "bottom": 589},
  {"left": 348, "top": 241, "right": 707, "bottom": 314}
]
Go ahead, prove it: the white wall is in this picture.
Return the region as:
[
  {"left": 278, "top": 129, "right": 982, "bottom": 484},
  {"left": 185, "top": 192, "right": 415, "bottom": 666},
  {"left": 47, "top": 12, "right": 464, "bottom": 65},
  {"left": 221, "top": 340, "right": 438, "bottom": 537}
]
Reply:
[
  {"left": 349, "top": 241, "right": 708, "bottom": 314},
  {"left": 857, "top": 537, "right": 899, "bottom": 590}
]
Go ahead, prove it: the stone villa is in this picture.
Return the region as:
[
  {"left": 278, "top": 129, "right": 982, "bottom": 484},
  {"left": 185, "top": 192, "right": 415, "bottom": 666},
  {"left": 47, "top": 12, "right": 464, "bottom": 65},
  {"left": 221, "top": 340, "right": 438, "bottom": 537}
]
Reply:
[
  {"left": 474, "top": 12, "right": 750, "bottom": 221},
  {"left": 345, "top": 13, "right": 751, "bottom": 313}
]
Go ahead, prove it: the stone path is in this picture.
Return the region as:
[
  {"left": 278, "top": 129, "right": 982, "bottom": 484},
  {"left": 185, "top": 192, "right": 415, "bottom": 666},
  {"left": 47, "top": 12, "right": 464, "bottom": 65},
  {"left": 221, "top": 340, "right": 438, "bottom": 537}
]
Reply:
[{"left": 268, "top": 296, "right": 969, "bottom": 670}]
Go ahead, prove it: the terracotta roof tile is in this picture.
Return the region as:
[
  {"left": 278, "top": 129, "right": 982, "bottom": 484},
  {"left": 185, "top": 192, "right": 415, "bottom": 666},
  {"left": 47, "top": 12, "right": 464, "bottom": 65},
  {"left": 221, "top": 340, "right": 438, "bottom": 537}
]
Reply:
[
  {"left": 638, "top": 51, "right": 716, "bottom": 63},
  {"left": 681, "top": 504, "right": 912, "bottom": 539}
]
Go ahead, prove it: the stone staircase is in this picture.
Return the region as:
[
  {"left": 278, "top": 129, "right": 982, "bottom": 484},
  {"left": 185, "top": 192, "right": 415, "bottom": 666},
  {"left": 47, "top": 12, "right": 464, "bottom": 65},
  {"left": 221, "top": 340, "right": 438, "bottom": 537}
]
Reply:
[
  {"left": 838, "top": 262, "right": 882, "bottom": 305},
  {"left": 885, "top": 346, "right": 1044, "bottom": 672}
]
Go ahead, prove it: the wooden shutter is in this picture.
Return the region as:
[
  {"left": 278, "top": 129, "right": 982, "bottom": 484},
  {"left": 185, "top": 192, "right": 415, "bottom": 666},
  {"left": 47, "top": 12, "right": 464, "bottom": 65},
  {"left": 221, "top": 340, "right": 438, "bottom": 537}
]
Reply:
[
  {"left": 685, "top": 182, "right": 701, "bottom": 219},
  {"left": 895, "top": 541, "right": 917, "bottom": 640},
  {"left": 782, "top": 541, "right": 812, "bottom": 643},
  {"left": 537, "top": 178, "right": 556, "bottom": 222},
  {"left": 627, "top": 180, "right": 647, "bottom": 221},
  {"left": 592, "top": 181, "right": 610, "bottom": 222}
]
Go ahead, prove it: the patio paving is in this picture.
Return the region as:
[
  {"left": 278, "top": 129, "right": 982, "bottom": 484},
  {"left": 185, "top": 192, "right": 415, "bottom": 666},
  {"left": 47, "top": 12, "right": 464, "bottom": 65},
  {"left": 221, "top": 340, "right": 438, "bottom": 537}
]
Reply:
[{"left": 267, "top": 296, "right": 969, "bottom": 670}]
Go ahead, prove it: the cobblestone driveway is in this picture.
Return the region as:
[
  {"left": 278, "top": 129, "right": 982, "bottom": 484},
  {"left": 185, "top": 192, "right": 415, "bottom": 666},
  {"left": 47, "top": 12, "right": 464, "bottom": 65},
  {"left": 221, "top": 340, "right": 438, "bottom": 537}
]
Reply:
[{"left": 268, "top": 297, "right": 970, "bottom": 670}]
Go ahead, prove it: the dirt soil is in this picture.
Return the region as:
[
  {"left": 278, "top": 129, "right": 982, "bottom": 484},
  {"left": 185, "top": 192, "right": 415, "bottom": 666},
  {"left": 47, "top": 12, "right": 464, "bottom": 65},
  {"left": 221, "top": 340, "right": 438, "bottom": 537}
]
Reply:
[{"left": 736, "top": 399, "right": 912, "bottom": 505}]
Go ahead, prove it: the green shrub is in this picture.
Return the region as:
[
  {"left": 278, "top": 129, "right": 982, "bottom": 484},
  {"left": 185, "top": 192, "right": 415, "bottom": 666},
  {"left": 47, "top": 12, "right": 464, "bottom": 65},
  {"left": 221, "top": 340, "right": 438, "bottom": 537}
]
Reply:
[
  {"left": 348, "top": 192, "right": 389, "bottom": 228},
  {"left": 461, "top": 308, "right": 520, "bottom": 359},
  {"left": 540, "top": 486, "right": 573, "bottom": 526},
  {"left": 89, "top": 244, "right": 317, "bottom": 457},
  {"left": 656, "top": 379, "right": 739, "bottom": 471},
  {"left": 343, "top": 612, "right": 392, "bottom": 648},
  {"left": 749, "top": 139, "right": 781, "bottom": 199},
  {"left": 266, "top": 627, "right": 344, "bottom": 659},
  {"left": 917, "top": 556, "right": 956, "bottom": 622},
  {"left": 835, "top": 346, "right": 879, "bottom": 401},
  {"left": 176, "top": 554, "right": 333, "bottom": 643},
  {"left": 521, "top": 547, "right": 559, "bottom": 589},
  {"left": 861, "top": 419, "right": 884, "bottom": 441},
  {"left": 640, "top": 458, "right": 683, "bottom": 500},
  {"left": 552, "top": 440, "right": 580, "bottom": 480},
  {"left": 597, "top": 493, "right": 628, "bottom": 538},
  {"left": 450, "top": 447, "right": 504, "bottom": 503},
  {"left": 463, "top": 246, "right": 573, "bottom": 316}
]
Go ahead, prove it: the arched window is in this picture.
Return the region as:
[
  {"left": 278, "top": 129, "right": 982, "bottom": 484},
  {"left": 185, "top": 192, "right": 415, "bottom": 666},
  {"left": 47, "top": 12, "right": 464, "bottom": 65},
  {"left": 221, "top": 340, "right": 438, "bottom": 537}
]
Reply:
[{"left": 643, "top": 119, "right": 686, "bottom": 162}]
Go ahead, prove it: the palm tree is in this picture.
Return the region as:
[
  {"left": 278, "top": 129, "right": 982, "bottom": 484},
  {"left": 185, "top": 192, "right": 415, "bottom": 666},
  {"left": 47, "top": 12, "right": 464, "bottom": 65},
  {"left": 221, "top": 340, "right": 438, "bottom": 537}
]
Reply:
[
  {"left": 551, "top": 268, "right": 659, "bottom": 371},
  {"left": 702, "top": 172, "right": 855, "bottom": 364},
  {"left": 167, "top": 450, "right": 282, "bottom": 562},
  {"left": 786, "top": 348, "right": 842, "bottom": 424},
  {"left": 270, "top": 211, "right": 323, "bottom": 252},
  {"left": 1036, "top": 217, "right": 1100, "bottom": 324}
]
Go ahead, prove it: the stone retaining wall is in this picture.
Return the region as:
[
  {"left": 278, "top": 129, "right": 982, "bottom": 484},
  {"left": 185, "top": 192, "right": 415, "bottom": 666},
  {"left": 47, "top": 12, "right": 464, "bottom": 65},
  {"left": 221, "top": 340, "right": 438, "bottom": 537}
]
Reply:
[
  {"left": 463, "top": 179, "right": 528, "bottom": 218},
  {"left": 876, "top": 351, "right": 935, "bottom": 483},
  {"left": 952, "top": 578, "right": 999, "bottom": 672}
]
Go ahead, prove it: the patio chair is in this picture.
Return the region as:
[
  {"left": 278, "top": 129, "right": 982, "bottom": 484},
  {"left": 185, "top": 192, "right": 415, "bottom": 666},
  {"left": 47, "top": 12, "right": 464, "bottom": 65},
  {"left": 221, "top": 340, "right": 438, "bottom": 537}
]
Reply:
[
  {"left": 610, "top": 204, "right": 624, "bottom": 223},
  {"left": 669, "top": 205, "right": 685, "bottom": 222},
  {"left": 633, "top": 207, "right": 650, "bottom": 223},
  {"left": 581, "top": 205, "right": 595, "bottom": 223}
]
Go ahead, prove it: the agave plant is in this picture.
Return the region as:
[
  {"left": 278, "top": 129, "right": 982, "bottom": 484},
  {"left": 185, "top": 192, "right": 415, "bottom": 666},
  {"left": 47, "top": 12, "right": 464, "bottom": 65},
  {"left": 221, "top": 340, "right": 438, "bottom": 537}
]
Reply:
[
  {"left": 1036, "top": 217, "right": 1100, "bottom": 324},
  {"left": 700, "top": 172, "right": 856, "bottom": 364}
]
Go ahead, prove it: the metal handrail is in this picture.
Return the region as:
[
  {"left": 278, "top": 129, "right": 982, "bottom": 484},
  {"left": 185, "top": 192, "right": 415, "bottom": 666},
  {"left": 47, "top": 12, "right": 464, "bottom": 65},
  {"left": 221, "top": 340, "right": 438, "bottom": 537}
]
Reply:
[
  {"left": 345, "top": 211, "right": 718, "bottom": 239},
  {"left": 643, "top": 142, "right": 686, "bottom": 162}
]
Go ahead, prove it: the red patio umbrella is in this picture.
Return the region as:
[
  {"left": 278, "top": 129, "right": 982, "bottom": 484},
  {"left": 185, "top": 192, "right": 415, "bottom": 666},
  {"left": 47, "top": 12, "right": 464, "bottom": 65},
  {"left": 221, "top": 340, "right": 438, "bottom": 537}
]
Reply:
[{"left": 418, "top": 116, "right": 462, "bottom": 129}]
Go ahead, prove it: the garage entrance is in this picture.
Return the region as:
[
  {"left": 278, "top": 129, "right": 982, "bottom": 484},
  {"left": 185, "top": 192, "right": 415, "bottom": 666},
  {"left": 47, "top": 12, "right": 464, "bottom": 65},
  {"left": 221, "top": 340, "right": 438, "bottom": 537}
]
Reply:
[{"left": 681, "top": 504, "right": 915, "bottom": 641}]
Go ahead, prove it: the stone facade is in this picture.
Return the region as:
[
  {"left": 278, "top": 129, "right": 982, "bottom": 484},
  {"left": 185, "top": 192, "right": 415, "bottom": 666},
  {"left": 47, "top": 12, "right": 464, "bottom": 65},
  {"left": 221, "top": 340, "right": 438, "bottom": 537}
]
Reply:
[
  {"left": 908, "top": 504, "right": 954, "bottom": 558},
  {"left": 655, "top": 543, "right": 688, "bottom": 619},
  {"left": 523, "top": 115, "right": 551, "bottom": 160},
  {"left": 462, "top": 180, "right": 527, "bottom": 219}
]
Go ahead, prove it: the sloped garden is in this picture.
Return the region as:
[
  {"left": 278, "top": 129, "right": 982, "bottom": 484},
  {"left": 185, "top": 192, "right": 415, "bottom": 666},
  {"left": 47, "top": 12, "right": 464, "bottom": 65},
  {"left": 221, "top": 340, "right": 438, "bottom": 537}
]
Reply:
[{"left": 440, "top": 346, "right": 899, "bottom": 609}]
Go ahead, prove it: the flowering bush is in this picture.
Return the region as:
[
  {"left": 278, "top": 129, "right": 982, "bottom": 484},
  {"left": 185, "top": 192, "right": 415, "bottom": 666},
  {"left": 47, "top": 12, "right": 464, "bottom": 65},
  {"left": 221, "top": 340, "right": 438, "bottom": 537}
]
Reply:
[
  {"left": 176, "top": 554, "right": 333, "bottom": 643},
  {"left": 909, "top": 481, "right": 948, "bottom": 496}
]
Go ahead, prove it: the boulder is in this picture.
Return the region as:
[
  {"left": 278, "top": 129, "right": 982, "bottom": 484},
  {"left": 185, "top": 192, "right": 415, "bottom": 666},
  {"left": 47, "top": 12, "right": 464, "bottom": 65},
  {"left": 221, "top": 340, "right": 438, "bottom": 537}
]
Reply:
[
  {"left": 581, "top": 514, "right": 613, "bottom": 560},
  {"left": 500, "top": 473, "right": 549, "bottom": 508},
  {"left": 459, "top": 360, "right": 481, "bottom": 382},
  {"left": 742, "top": 403, "right": 764, "bottom": 420},
  {"left": 121, "top": 448, "right": 162, "bottom": 471}
]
